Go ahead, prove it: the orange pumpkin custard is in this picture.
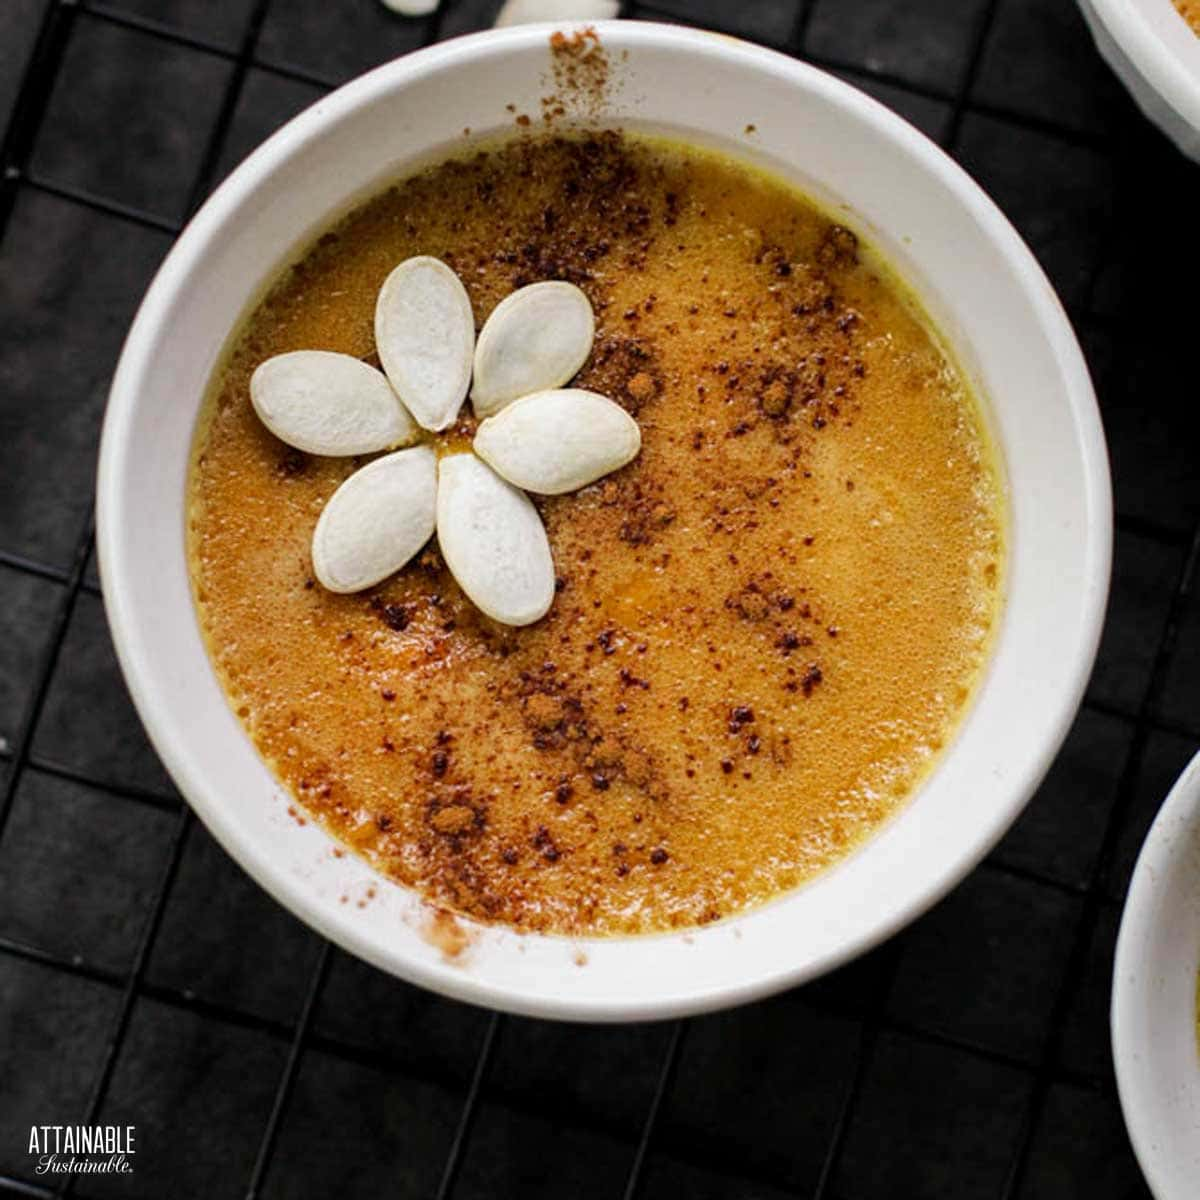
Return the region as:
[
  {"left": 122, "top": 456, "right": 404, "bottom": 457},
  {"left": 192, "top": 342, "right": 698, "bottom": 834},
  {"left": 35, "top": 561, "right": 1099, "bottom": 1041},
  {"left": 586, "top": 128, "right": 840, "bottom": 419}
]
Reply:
[
  {"left": 188, "top": 131, "right": 1005, "bottom": 935},
  {"left": 1175, "top": 0, "right": 1200, "bottom": 36}
]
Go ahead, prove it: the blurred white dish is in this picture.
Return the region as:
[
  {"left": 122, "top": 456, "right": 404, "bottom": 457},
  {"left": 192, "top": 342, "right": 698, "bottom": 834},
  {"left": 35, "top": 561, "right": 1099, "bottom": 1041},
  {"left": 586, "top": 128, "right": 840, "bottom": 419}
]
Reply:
[
  {"left": 1078, "top": 0, "right": 1200, "bottom": 161},
  {"left": 1113, "top": 750, "right": 1200, "bottom": 1198}
]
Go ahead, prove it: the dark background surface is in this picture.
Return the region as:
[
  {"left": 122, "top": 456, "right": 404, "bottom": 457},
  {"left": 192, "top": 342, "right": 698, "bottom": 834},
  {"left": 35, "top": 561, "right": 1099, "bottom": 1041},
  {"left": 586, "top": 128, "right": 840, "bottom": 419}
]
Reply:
[{"left": 0, "top": 0, "right": 1198, "bottom": 1197}]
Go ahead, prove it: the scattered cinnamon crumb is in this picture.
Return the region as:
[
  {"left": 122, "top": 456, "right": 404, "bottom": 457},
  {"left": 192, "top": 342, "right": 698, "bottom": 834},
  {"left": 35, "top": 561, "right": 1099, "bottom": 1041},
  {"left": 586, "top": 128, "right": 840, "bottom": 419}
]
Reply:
[
  {"left": 728, "top": 705, "right": 755, "bottom": 732},
  {"left": 817, "top": 223, "right": 859, "bottom": 268},
  {"left": 523, "top": 692, "right": 562, "bottom": 731},
  {"left": 546, "top": 27, "right": 610, "bottom": 119},
  {"left": 802, "top": 664, "right": 824, "bottom": 696},
  {"left": 431, "top": 805, "right": 475, "bottom": 835},
  {"left": 424, "top": 907, "right": 471, "bottom": 960},
  {"left": 627, "top": 371, "right": 656, "bottom": 403}
]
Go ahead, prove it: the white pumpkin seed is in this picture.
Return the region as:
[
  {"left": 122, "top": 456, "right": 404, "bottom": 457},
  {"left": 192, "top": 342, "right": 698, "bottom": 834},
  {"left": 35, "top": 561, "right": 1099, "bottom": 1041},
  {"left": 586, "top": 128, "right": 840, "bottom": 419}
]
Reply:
[
  {"left": 436, "top": 454, "right": 555, "bottom": 626},
  {"left": 312, "top": 445, "right": 437, "bottom": 594},
  {"left": 493, "top": 0, "right": 618, "bottom": 25},
  {"left": 375, "top": 256, "right": 475, "bottom": 432},
  {"left": 250, "top": 350, "right": 417, "bottom": 456},
  {"left": 380, "top": 0, "right": 439, "bottom": 13},
  {"left": 471, "top": 281, "right": 594, "bottom": 419},
  {"left": 473, "top": 388, "right": 640, "bottom": 495}
]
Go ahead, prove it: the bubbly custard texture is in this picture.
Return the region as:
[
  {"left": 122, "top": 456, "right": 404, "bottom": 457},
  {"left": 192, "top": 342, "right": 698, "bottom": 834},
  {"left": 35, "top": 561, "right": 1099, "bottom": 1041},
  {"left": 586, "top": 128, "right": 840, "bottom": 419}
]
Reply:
[
  {"left": 1175, "top": 0, "right": 1200, "bottom": 35},
  {"left": 189, "top": 132, "right": 1004, "bottom": 935}
]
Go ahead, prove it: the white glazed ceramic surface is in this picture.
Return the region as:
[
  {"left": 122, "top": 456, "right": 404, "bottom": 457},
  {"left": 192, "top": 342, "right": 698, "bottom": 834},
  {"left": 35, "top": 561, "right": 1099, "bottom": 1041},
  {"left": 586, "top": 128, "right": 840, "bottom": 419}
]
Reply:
[
  {"left": 1113, "top": 752, "right": 1200, "bottom": 1199},
  {"left": 98, "top": 22, "right": 1111, "bottom": 1022},
  {"left": 1078, "top": 0, "right": 1200, "bottom": 162}
]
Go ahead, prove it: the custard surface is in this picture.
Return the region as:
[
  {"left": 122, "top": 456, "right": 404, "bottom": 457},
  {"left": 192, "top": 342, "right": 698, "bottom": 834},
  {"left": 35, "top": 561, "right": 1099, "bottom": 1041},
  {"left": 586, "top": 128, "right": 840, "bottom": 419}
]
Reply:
[
  {"left": 1175, "top": 0, "right": 1200, "bottom": 36},
  {"left": 189, "top": 132, "right": 1004, "bottom": 935}
]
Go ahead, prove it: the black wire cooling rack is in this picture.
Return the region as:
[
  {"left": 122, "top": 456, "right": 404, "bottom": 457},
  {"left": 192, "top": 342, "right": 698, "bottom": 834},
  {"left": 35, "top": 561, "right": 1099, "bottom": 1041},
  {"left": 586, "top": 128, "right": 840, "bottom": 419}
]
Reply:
[{"left": 0, "top": 1, "right": 1198, "bottom": 1197}]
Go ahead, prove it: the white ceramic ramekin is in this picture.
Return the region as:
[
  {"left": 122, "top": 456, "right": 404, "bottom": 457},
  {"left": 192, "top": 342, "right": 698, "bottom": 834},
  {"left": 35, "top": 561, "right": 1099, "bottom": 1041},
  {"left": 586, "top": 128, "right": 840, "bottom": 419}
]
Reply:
[
  {"left": 1077, "top": 0, "right": 1200, "bottom": 161},
  {"left": 98, "top": 21, "right": 1111, "bottom": 1022},
  {"left": 1113, "top": 752, "right": 1200, "bottom": 1199}
]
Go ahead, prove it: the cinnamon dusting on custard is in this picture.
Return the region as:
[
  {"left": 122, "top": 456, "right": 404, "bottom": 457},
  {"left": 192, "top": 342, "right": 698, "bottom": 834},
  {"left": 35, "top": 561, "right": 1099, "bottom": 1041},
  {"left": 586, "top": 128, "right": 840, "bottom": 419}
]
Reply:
[{"left": 188, "top": 131, "right": 1004, "bottom": 937}]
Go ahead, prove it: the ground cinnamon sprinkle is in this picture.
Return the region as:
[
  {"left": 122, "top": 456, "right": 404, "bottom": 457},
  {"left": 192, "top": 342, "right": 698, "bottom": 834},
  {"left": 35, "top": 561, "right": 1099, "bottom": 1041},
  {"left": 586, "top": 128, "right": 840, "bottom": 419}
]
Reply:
[
  {"left": 546, "top": 27, "right": 610, "bottom": 119},
  {"left": 424, "top": 907, "right": 471, "bottom": 959},
  {"left": 189, "top": 129, "right": 1004, "bottom": 937}
]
